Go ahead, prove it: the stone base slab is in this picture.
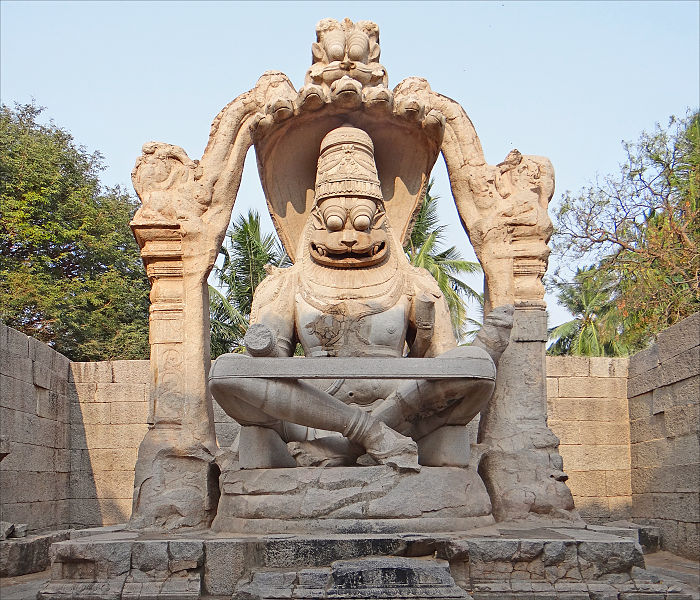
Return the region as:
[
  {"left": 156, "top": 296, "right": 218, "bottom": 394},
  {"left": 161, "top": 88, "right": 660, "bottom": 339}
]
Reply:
[
  {"left": 0, "top": 529, "right": 72, "bottom": 577},
  {"left": 212, "top": 465, "right": 494, "bottom": 534},
  {"left": 37, "top": 524, "right": 692, "bottom": 599}
]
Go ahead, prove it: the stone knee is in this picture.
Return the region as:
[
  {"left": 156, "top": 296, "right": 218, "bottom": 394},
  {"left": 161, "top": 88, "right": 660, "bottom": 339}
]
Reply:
[{"left": 208, "top": 353, "right": 280, "bottom": 429}]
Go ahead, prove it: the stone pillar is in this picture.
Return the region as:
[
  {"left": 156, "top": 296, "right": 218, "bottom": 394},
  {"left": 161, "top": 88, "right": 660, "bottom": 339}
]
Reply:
[
  {"left": 129, "top": 221, "right": 219, "bottom": 529},
  {"left": 478, "top": 301, "right": 576, "bottom": 522}
]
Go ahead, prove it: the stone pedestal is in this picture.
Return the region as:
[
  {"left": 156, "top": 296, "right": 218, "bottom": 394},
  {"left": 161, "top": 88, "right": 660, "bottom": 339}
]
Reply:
[
  {"left": 39, "top": 524, "right": 692, "bottom": 599},
  {"left": 212, "top": 466, "right": 494, "bottom": 534}
]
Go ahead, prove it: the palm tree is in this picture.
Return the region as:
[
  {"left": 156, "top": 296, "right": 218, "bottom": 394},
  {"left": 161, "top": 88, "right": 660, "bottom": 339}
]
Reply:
[
  {"left": 404, "top": 180, "right": 483, "bottom": 341},
  {"left": 547, "top": 266, "right": 629, "bottom": 356},
  {"left": 209, "top": 210, "right": 289, "bottom": 356}
]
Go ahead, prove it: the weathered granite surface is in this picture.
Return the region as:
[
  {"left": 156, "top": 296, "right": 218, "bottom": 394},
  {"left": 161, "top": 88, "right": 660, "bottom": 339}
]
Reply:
[
  {"left": 37, "top": 524, "right": 692, "bottom": 599},
  {"left": 212, "top": 466, "right": 493, "bottom": 534}
]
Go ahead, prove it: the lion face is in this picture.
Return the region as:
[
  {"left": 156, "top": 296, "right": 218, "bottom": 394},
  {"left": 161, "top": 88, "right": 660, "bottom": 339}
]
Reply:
[{"left": 309, "top": 195, "right": 388, "bottom": 268}]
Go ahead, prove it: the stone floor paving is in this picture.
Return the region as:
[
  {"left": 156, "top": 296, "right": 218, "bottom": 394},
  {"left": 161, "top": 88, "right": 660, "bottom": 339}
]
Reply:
[
  {"left": 644, "top": 551, "right": 700, "bottom": 600},
  {"left": 1, "top": 551, "right": 697, "bottom": 600}
]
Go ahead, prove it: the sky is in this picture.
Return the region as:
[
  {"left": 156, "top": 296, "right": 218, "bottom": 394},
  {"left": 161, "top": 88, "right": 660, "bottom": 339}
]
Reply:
[{"left": 2, "top": 1, "right": 698, "bottom": 327}]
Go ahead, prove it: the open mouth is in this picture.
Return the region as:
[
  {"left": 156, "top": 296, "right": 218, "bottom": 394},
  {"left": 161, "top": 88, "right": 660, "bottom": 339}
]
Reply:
[{"left": 310, "top": 240, "right": 387, "bottom": 267}]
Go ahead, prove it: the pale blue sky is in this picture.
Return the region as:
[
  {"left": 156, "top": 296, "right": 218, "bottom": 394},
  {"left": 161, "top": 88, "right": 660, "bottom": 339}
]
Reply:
[{"left": 2, "top": 1, "right": 698, "bottom": 326}]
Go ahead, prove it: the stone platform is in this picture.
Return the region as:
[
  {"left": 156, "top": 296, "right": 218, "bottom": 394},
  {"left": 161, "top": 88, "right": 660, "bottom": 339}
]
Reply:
[
  {"left": 38, "top": 523, "right": 693, "bottom": 599},
  {"left": 212, "top": 466, "right": 493, "bottom": 534}
]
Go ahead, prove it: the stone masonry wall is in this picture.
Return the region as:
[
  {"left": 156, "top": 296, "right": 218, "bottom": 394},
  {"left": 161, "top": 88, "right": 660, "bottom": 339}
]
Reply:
[
  {"left": 627, "top": 313, "right": 699, "bottom": 560},
  {"left": 546, "top": 356, "right": 632, "bottom": 523},
  {"left": 0, "top": 324, "right": 71, "bottom": 531},
  {"left": 68, "top": 360, "right": 150, "bottom": 527}
]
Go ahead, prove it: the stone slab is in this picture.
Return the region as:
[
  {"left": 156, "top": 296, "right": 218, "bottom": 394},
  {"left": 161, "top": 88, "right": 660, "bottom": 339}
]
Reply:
[
  {"left": 210, "top": 356, "right": 495, "bottom": 380},
  {"left": 0, "top": 529, "right": 71, "bottom": 577}
]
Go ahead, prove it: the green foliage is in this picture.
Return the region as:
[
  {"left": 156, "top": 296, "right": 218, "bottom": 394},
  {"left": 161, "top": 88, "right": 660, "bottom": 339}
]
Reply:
[
  {"left": 547, "top": 267, "right": 629, "bottom": 356},
  {"left": 404, "top": 180, "right": 483, "bottom": 341},
  {"left": 209, "top": 210, "right": 289, "bottom": 356},
  {"left": 0, "top": 102, "right": 149, "bottom": 361},
  {"left": 552, "top": 112, "right": 699, "bottom": 352}
]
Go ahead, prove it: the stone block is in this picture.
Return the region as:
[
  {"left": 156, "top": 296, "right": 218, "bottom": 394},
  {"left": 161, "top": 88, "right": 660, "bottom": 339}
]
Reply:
[
  {"left": 656, "top": 312, "right": 700, "bottom": 364},
  {"left": 547, "top": 420, "right": 581, "bottom": 446},
  {"left": 605, "top": 470, "right": 632, "bottom": 496},
  {"left": 589, "top": 358, "right": 629, "bottom": 379},
  {"left": 0, "top": 529, "right": 71, "bottom": 577},
  {"left": 630, "top": 439, "right": 670, "bottom": 469},
  {"left": 665, "top": 403, "right": 700, "bottom": 438},
  {"left": 70, "top": 361, "right": 113, "bottom": 383},
  {"left": 607, "top": 496, "right": 632, "bottom": 519},
  {"left": 0, "top": 440, "right": 55, "bottom": 472},
  {"left": 35, "top": 388, "right": 59, "bottom": 420},
  {"left": 632, "top": 492, "right": 700, "bottom": 523},
  {"left": 68, "top": 382, "right": 96, "bottom": 404},
  {"left": 55, "top": 448, "right": 71, "bottom": 473},
  {"left": 546, "top": 377, "right": 558, "bottom": 399},
  {"left": 631, "top": 463, "right": 700, "bottom": 495},
  {"left": 0, "top": 350, "right": 32, "bottom": 382},
  {"left": 559, "top": 377, "right": 627, "bottom": 399},
  {"left": 651, "top": 376, "right": 699, "bottom": 414},
  {"left": 52, "top": 351, "right": 71, "bottom": 380},
  {"left": 111, "top": 360, "right": 150, "bottom": 384},
  {"left": 78, "top": 423, "right": 148, "bottom": 450},
  {"left": 204, "top": 539, "right": 248, "bottom": 596},
  {"left": 0, "top": 471, "right": 56, "bottom": 503},
  {"left": 628, "top": 367, "right": 661, "bottom": 399},
  {"left": 629, "top": 345, "right": 660, "bottom": 377},
  {"left": 660, "top": 345, "right": 700, "bottom": 387},
  {"left": 87, "top": 447, "right": 139, "bottom": 472},
  {"left": 0, "top": 374, "right": 35, "bottom": 413},
  {"left": 28, "top": 336, "right": 54, "bottom": 367},
  {"left": 131, "top": 540, "right": 169, "bottom": 571},
  {"left": 1, "top": 325, "right": 30, "bottom": 357},
  {"left": 550, "top": 397, "right": 628, "bottom": 423},
  {"left": 676, "top": 521, "right": 700, "bottom": 560},
  {"left": 546, "top": 356, "right": 590, "bottom": 377},
  {"left": 76, "top": 402, "right": 111, "bottom": 425},
  {"left": 69, "top": 498, "right": 104, "bottom": 528},
  {"left": 627, "top": 392, "right": 652, "bottom": 421},
  {"left": 629, "top": 414, "right": 667, "bottom": 443},
  {"left": 110, "top": 400, "right": 148, "bottom": 424},
  {"left": 95, "top": 382, "right": 147, "bottom": 404},
  {"left": 561, "top": 445, "right": 630, "bottom": 472},
  {"left": 670, "top": 432, "right": 700, "bottom": 467},
  {"left": 566, "top": 470, "right": 607, "bottom": 497},
  {"left": 579, "top": 421, "right": 629, "bottom": 445}
]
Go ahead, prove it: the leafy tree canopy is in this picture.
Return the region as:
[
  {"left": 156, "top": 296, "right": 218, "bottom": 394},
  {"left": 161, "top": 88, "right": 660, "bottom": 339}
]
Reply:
[
  {"left": 0, "top": 102, "right": 149, "bottom": 361},
  {"left": 551, "top": 111, "right": 699, "bottom": 353}
]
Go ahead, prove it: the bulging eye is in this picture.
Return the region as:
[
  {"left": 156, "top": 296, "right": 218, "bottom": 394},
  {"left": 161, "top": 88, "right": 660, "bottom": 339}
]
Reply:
[
  {"left": 326, "top": 214, "right": 344, "bottom": 231},
  {"left": 353, "top": 214, "right": 370, "bottom": 231},
  {"left": 348, "top": 44, "right": 364, "bottom": 62}
]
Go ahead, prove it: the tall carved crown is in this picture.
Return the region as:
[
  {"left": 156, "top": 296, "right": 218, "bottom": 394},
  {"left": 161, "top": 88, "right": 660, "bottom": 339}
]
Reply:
[{"left": 314, "top": 125, "right": 383, "bottom": 203}]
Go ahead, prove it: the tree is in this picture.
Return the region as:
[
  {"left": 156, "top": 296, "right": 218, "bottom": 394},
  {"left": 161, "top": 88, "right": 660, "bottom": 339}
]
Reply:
[
  {"left": 209, "top": 210, "right": 289, "bottom": 356},
  {"left": 547, "top": 266, "right": 629, "bottom": 356},
  {"left": 404, "top": 180, "right": 483, "bottom": 341},
  {"left": 552, "top": 112, "right": 699, "bottom": 350},
  {"left": 0, "top": 102, "right": 150, "bottom": 361}
]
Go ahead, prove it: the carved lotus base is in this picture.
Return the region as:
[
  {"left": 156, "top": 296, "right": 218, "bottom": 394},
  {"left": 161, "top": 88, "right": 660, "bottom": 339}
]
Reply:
[{"left": 211, "top": 465, "right": 494, "bottom": 534}]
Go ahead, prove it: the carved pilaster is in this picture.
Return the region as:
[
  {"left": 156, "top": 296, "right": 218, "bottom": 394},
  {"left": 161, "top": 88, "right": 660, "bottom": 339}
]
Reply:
[{"left": 128, "top": 220, "right": 218, "bottom": 529}]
